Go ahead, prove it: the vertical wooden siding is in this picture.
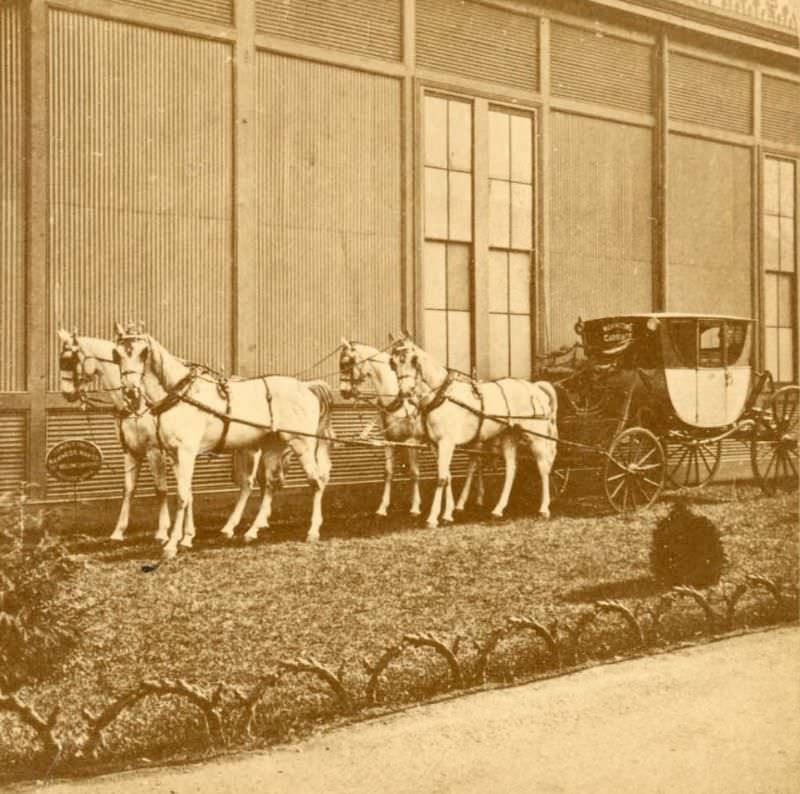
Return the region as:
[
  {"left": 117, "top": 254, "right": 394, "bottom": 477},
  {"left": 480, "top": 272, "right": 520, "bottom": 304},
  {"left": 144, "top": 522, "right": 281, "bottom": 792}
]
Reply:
[
  {"left": 549, "top": 113, "right": 653, "bottom": 348},
  {"left": 255, "top": 0, "right": 402, "bottom": 61},
  {"left": 48, "top": 11, "right": 233, "bottom": 389},
  {"left": 0, "top": 3, "right": 26, "bottom": 392},
  {"left": 112, "top": 0, "right": 233, "bottom": 25},
  {"left": 0, "top": 413, "right": 27, "bottom": 492},
  {"left": 667, "top": 135, "right": 752, "bottom": 316},
  {"left": 254, "top": 53, "right": 402, "bottom": 379},
  {"left": 416, "top": 0, "right": 539, "bottom": 93},
  {"left": 550, "top": 23, "right": 653, "bottom": 114}
]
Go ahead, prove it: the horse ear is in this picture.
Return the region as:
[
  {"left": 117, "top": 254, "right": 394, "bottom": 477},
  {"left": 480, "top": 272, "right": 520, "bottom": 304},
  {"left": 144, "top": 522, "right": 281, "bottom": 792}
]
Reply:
[
  {"left": 56, "top": 328, "right": 71, "bottom": 343},
  {"left": 340, "top": 336, "right": 350, "bottom": 348},
  {"left": 388, "top": 332, "right": 396, "bottom": 343},
  {"left": 114, "top": 321, "right": 126, "bottom": 339}
]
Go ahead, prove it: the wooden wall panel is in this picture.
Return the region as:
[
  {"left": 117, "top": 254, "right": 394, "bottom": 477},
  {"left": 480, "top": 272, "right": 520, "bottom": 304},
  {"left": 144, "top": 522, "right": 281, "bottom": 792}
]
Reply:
[
  {"left": 114, "top": 0, "right": 232, "bottom": 26},
  {"left": 47, "top": 10, "right": 233, "bottom": 389},
  {"left": 667, "top": 135, "right": 752, "bottom": 316},
  {"left": 255, "top": 0, "right": 402, "bottom": 61},
  {"left": 254, "top": 53, "right": 402, "bottom": 381},
  {"left": 0, "top": 413, "right": 27, "bottom": 492},
  {"left": 549, "top": 113, "right": 653, "bottom": 348},
  {"left": 551, "top": 23, "right": 653, "bottom": 114},
  {"left": 669, "top": 52, "right": 753, "bottom": 134},
  {"left": 416, "top": 0, "right": 539, "bottom": 92},
  {"left": 762, "top": 76, "right": 800, "bottom": 147},
  {"left": 0, "top": 3, "right": 26, "bottom": 392}
]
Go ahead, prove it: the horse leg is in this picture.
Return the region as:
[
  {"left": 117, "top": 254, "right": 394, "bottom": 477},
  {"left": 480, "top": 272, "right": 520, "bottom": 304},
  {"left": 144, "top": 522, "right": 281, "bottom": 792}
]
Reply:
[
  {"left": 310, "top": 437, "right": 332, "bottom": 541},
  {"left": 454, "top": 456, "right": 477, "bottom": 513},
  {"left": 180, "top": 500, "right": 197, "bottom": 548},
  {"left": 289, "top": 438, "right": 326, "bottom": 542},
  {"left": 221, "top": 449, "right": 258, "bottom": 538},
  {"left": 148, "top": 448, "right": 171, "bottom": 543},
  {"left": 491, "top": 435, "right": 517, "bottom": 518},
  {"left": 533, "top": 437, "right": 556, "bottom": 519},
  {"left": 110, "top": 451, "right": 141, "bottom": 541},
  {"left": 427, "top": 440, "right": 454, "bottom": 529},
  {"left": 407, "top": 447, "right": 421, "bottom": 516},
  {"left": 376, "top": 445, "right": 394, "bottom": 516},
  {"left": 164, "top": 448, "right": 196, "bottom": 560},
  {"left": 244, "top": 449, "right": 278, "bottom": 543},
  {"left": 475, "top": 455, "right": 486, "bottom": 507}
]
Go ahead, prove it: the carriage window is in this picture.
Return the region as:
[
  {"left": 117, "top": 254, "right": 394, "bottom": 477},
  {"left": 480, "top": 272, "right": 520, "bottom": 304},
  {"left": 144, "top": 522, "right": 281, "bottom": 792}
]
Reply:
[
  {"left": 667, "top": 320, "right": 697, "bottom": 368},
  {"left": 698, "top": 322, "right": 724, "bottom": 367},
  {"left": 488, "top": 108, "right": 534, "bottom": 380},
  {"left": 423, "top": 95, "right": 473, "bottom": 373},
  {"left": 763, "top": 157, "right": 797, "bottom": 383},
  {"left": 724, "top": 322, "right": 750, "bottom": 367}
]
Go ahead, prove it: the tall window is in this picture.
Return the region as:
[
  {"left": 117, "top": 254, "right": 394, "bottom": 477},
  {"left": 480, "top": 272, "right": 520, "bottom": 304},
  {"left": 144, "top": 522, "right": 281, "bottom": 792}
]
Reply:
[
  {"left": 488, "top": 108, "right": 534, "bottom": 379},
  {"left": 763, "top": 157, "right": 797, "bottom": 383},
  {"left": 423, "top": 95, "right": 473, "bottom": 373}
]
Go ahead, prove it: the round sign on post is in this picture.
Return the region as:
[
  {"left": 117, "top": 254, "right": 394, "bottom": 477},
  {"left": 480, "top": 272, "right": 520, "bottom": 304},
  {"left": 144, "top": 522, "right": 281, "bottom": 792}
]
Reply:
[{"left": 46, "top": 440, "right": 103, "bottom": 483}]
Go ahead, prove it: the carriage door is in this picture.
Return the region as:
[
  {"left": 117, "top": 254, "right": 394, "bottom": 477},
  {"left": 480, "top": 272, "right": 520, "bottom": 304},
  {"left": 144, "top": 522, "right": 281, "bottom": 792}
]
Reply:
[{"left": 696, "top": 320, "right": 727, "bottom": 427}]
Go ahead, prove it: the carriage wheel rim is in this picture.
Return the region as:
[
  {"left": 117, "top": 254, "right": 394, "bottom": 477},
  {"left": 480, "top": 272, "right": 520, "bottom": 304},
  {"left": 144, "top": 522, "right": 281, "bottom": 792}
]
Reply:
[
  {"left": 666, "top": 439, "right": 722, "bottom": 490},
  {"left": 604, "top": 428, "right": 665, "bottom": 512},
  {"left": 752, "top": 386, "right": 799, "bottom": 495}
]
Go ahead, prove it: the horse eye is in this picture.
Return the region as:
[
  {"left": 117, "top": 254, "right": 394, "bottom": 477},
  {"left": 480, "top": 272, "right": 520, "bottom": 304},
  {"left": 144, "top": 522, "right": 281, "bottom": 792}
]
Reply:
[
  {"left": 411, "top": 355, "right": 418, "bottom": 367},
  {"left": 141, "top": 347, "right": 149, "bottom": 362},
  {"left": 389, "top": 359, "right": 396, "bottom": 371}
]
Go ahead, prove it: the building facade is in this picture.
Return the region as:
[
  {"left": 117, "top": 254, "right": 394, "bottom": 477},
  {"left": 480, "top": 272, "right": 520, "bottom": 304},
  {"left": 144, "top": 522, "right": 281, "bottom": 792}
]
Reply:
[{"left": 0, "top": 0, "right": 798, "bottom": 500}]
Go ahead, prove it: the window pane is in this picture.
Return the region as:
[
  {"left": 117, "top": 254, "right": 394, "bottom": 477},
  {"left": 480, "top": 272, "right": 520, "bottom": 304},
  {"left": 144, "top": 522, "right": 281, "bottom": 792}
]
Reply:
[
  {"left": 508, "top": 252, "right": 531, "bottom": 314},
  {"left": 510, "top": 314, "right": 532, "bottom": 378},
  {"left": 510, "top": 114, "right": 533, "bottom": 184},
  {"left": 424, "top": 309, "right": 448, "bottom": 365},
  {"left": 425, "top": 167, "right": 448, "bottom": 239},
  {"left": 511, "top": 183, "right": 533, "bottom": 250},
  {"left": 764, "top": 215, "right": 780, "bottom": 270},
  {"left": 489, "top": 179, "right": 510, "bottom": 248},
  {"left": 488, "top": 111, "right": 510, "bottom": 180},
  {"left": 424, "top": 95, "right": 448, "bottom": 168},
  {"left": 448, "top": 100, "right": 472, "bottom": 172},
  {"left": 780, "top": 216, "right": 795, "bottom": 272},
  {"left": 765, "top": 327, "right": 778, "bottom": 380},
  {"left": 489, "top": 313, "right": 509, "bottom": 380},
  {"left": 765, "top": 272, "right": 778, "bottom": 326},
  {"left": 488, "top": 250, "right": 509, "bottom": 313},
  {"left": 778, "top": 274, "right": 793, "bottom": 327},
  {"left": 423, "top": 241, "right": 447, "bottom": 309},
  {"left": 764, "top": 157, "right": 780, "bottom": 216},
  {"left": 779, "top": 160, "right": 795, "bottom": 217},
  {"left": 778, "top": 327, "right": 794, "bottom": 382},
  {"left": 448, "top": 311, "right": 472, "bottom": 372},
  {"left": 447, "top": 243, "right": 471, "bottom": 312},
  {"left": 699, "top": 321, "right": 724, "bottom": 367},
  {"left": 448, "top": 171, "right": 472, "bottom": 242}
]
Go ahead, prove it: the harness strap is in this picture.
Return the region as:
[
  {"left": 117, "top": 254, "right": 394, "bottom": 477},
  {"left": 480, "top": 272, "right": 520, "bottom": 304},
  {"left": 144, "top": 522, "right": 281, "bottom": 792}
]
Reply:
[
  {"left": 212, "top": 380, "right": 232, "bottom": 455},
  {"left": 471, "top": 383, "right": 485, "bottom": 447}
]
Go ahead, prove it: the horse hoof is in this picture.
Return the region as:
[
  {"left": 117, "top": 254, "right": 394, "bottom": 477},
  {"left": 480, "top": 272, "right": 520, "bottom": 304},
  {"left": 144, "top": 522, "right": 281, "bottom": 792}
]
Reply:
[
  {"left": 109, "top": 533, "right": 125, "bottom": 543},
  {"left": 490, "top": 510, "right": 504, "bottom": 520},
  {"left": 426, "top": 520, "right": 439, "bottom": 529},
  {"left": 154, "top": 533, "right": 169, "bottom": 544},
  {"left": 375, "top": 509, "right": 388, "bottom": 518},
  {"left": 243, "top": 533, "right": 258, "bottom": 544},
  {"left": 538, "top": 511, "right": 551, "bottom": 520},
  {"left": 409, "top": 509, "right": 421, "bottom": 517},
  {"left": 179, "top": 538, "right": 193, "bottom": 549},
  {"left": 220, "top": 529, "right": 235, "bottom": 539},
  {"left": 162, "top": 546, "right": 177, "bottom": 561},
  {"left": 306, "top": 534, "right": 320, "bottom": 543},
  {"left": 441, "top": 517, "right": 454, "bottom": 526}
]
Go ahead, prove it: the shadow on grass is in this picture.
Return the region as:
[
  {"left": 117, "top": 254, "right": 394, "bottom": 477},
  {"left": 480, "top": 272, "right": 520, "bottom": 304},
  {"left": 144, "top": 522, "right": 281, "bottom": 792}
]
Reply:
[{"left": 559, "top": 576, "right": 666, "bottom": 604}]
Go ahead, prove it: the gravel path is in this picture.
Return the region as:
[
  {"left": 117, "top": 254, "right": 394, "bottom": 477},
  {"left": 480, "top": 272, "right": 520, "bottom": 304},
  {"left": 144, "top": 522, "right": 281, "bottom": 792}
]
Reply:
[{"left": 18, "top": 627, "right": 800, "bottom": 794}]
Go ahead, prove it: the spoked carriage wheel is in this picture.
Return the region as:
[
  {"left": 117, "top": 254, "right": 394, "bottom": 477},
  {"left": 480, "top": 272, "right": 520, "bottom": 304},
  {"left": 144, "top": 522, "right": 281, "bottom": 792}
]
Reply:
[
  {"left": 666, "top": 438, "right": 723, "bottom": 490},
  {"left": 603, "top": 427, "right": 665, "bottom": 513},
  {"left": 751, "top": 385, "right": 799, "bottom": 495}
]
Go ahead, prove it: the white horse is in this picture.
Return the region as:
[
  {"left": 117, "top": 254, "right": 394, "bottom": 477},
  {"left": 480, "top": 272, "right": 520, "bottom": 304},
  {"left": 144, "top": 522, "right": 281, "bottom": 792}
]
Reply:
[
  {"left": 389, "top": 337, "right": 558, "bottom": 528},
  {"left": 57, "top": 329, "right": 175, "bottom": 542},
  {"left": 112, "top": 325, "right": 333, "bottom": 557},
  {"left": 339, "top": 338, "right": 495, "bottom": 517}
]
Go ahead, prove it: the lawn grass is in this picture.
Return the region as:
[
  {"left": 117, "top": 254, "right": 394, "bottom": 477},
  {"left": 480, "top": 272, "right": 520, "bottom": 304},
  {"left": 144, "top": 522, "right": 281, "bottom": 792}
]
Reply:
[{"left": 2, "top": 482, "right": 797, "bottom": 778}]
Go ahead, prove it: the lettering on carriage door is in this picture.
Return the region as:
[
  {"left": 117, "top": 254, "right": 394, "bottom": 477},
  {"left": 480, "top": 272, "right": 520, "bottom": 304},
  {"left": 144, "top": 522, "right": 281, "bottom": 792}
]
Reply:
[
  {"left": 763, "top": 157, "right": 797, "bottom": 384},
  {"left": 423, "top": 95, "right": 473, "bottom": 373},
  {"left": 487, "top": 109, "right": 534, "bottom": 379}
]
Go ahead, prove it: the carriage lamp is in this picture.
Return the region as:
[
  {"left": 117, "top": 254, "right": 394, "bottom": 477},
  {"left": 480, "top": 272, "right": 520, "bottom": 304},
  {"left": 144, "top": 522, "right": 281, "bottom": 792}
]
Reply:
[{"left": 646, "top": 317, "right": 660, "bottom": 332}]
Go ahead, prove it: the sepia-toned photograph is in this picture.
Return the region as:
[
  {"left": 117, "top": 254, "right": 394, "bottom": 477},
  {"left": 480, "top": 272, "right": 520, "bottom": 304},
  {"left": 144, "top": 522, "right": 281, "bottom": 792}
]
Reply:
[{"left": 0, "top": 0, "right": 798, "bottom": 791}]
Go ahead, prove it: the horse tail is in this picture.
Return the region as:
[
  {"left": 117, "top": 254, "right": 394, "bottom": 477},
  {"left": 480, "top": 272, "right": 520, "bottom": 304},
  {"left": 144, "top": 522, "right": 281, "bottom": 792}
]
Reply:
[{"left": 306, "top": 380, "right": 336, "bottom": 441}]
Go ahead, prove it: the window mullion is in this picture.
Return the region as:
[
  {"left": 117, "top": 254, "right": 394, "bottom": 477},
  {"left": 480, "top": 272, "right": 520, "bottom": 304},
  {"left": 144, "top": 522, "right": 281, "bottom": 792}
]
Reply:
[{"left": 472, "top": 97, "right": 491, "bottom": 379}]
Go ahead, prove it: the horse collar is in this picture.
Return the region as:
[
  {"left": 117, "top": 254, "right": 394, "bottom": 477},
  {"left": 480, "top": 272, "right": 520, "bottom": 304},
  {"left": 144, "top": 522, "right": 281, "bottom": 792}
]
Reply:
[{"left": 420, "top": 371, "right": 453, "bottom": 416}]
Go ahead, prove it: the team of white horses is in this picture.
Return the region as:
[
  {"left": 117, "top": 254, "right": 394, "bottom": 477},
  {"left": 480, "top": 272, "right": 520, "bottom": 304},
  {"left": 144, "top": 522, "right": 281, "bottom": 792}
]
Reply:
[{"left": 57, "top": 324, "right": 557, "bottom": 559}]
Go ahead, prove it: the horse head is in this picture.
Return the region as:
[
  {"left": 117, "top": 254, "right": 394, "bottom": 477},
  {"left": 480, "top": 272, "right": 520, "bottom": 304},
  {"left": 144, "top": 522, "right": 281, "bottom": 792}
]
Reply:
[
  {"left": 113, "top": 321, "right": 152, "bottom": 413},
  {"left": 57, "top": 327, "right": 98, "bottom": 405},
  {"left": 389, "top": 334, "right": 421, "bottom": 398}
]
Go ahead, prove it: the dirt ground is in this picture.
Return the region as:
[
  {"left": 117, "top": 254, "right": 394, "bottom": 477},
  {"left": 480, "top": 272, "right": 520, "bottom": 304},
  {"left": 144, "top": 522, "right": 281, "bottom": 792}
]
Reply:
[{"left": 18, "top": 626, "right": 800, "bottom": 794}]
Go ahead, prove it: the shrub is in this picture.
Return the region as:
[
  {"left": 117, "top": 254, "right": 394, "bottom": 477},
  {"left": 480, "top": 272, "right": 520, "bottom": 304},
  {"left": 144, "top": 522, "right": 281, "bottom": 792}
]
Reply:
[
  {"left": 0, "top": 486, "right": 82, "bottom": 693},
  {"left": 650, "top": 500, "right": 726, "bottom": 588}
]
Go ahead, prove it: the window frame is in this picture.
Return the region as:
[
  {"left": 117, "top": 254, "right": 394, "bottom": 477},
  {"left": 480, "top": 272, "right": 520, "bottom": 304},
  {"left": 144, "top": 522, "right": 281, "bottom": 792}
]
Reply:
[
  {"left": 416, "top": 79, "right": 541, "bottom": 380},
  {"left": 760, "top": 150, "right": 799, "bottom": 385}
]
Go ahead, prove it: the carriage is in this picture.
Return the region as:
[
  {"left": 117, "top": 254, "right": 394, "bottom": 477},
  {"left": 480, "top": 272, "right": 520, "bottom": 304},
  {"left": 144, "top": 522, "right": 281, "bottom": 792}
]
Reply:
[{"left": 546, "top": 313, "right": 799, "bottom": 512}]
